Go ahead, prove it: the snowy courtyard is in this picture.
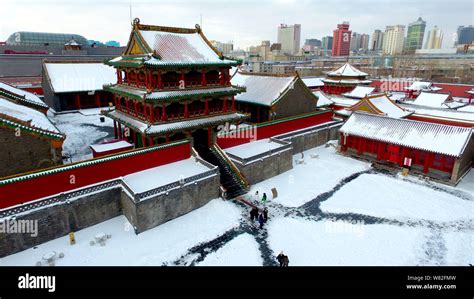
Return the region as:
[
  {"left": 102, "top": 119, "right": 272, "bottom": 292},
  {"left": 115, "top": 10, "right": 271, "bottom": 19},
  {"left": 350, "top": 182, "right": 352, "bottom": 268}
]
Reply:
[
  {"left": 1, "top": 144, "right": 473, "bottom": 266},
  {"left": 48, "top": 108, "right": 115, "bottom": 163}
]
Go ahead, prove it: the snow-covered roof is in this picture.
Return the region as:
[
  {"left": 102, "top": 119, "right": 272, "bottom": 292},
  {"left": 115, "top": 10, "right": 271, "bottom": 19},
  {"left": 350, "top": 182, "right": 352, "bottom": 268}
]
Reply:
[
  {"left": 140, "top": 29, "right": 219, "bottom": 64},
  {"left": 107, "top": 109, "right": 247, "bottom": 135},
  {"left": 340, "top": 112, "right": 473, "bottom": 157},
  {"left": 0, "top": 81, "right": 48, "bottom": 108},
  {"left": 405, "top": 81, "right": 443, "bottom": 92},
  {"left": 399, "top": 104, "right": 474, "bottom": 123},
  {"left": 349, "top": 94, "right": 412, "bottom": 118},
  {"left": 342, "top": 86, "right": 376, "bottom": 99},
  {"left": 322, "top": 79, "right": 372, "bottom": 85},
  {"left": 0, "top": 97, "right": 61, "bottom": 135},
  {"left": 330, "top": 95, "right": 360, "bottom": 107},
  {"left": 411, "top": 92, "right": 452, "bottom": 108},
  {"left": 231, "top": 72, "right": 295, "bottom": 106},
  {"left": 457, "top": 105, "right": 474, "bottom": 113},
  {"left": 466, "top": 89, "right": 474, "bottom": 95},
  {"left": 90, "top": 141, "right": 134, "bottom": 153},
  {"left": 225, "top": 138, "right": 288, "bottom": 160},
  {"left": 44, "top": 62, "right": 117, "bottom": 93},
  {"left": 327, "top": 63, "right": 368, "bottom": 77},
  {"left": 313, "top": 90, "right": 334, "bottom": 107},
  {"left": 302, "top": 77, "right": 325, "bottom": 88}
]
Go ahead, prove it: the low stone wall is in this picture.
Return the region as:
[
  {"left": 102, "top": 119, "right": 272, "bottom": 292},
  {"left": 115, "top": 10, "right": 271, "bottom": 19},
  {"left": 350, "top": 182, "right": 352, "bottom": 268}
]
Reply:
[
  {"left": 0, "top": 187, "right": 122, "bottom": 258},
  {"left": 229, "top": 139, "right": 293, "bottom": 185},
  {"left": 0, "top": 157, "right": 220, "bottom": 258},
  {"left": 274, "top": 121, "right": 343, "bottom": 154},
  {"left": 125, "top": 174, "right": 220, "bottom": 233}
]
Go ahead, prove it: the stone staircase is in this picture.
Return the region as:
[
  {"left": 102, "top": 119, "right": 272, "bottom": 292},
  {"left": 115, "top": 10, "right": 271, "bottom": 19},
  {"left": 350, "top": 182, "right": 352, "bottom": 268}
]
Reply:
[{"left": 194, "top": 144, "right": 249, "bottom": 199}]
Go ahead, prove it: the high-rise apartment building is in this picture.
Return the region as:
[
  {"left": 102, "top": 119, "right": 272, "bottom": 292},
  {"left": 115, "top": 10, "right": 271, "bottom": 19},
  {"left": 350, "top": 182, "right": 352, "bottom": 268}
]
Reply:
[
  {"left": 332, "top": 22, "right": 351, "bottom": 56},
  {"left": 382, "top": 25, "right": 405, "bottom": 55},
  {"left": 425, "top": 26, "right": 443, "bottom": 49},
  {"left": 277, "top": 24, "right": 301, "bottom": 55},
  {"left": 405, "top": 17, "right": 426, "bottom": 51},
  {"left": 371, "top": 30, "right": 384, "bottom": 51}
]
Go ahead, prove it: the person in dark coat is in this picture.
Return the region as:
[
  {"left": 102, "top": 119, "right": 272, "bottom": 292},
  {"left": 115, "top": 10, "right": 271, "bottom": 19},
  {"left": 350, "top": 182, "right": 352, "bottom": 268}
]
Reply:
[
  {"left": 250, "top": 207, "right": 258, "bottom": 222},
  {"left": 263, "top": 208, "right": 268, "bottom": 222},
  {"left": 277, "top": 251, "right": 285, "bottom": 267},
  {"left": 282, "top": 255, "right": 289, "bottom": 267},
  {"left": 258, "top": 212, "right": 265, "bottom": 229}
]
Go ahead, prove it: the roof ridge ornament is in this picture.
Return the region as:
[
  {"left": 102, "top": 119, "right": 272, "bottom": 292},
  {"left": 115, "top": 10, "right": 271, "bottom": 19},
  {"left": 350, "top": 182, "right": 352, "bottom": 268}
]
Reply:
[{"left": 133, "top": 18, "right": 140, "bottom": 27}]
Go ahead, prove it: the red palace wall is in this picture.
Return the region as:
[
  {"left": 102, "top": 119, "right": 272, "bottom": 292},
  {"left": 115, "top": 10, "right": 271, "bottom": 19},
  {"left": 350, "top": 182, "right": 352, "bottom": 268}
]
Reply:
[
  {"left": 340, "top": 134, "right": 455, "bottom": 174},
  {"left": 217, "top": 111, "right": 334, "bottom": 149},
  {"left": 0, "top": 141, "right": 191, "bottom": 209}
]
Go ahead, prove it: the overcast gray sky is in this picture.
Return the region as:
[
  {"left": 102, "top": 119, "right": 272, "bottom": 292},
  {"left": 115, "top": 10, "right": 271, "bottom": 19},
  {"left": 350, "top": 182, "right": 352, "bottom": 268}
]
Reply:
[{"left": 1, "top": 0, "right": 472, "bottom": 49}]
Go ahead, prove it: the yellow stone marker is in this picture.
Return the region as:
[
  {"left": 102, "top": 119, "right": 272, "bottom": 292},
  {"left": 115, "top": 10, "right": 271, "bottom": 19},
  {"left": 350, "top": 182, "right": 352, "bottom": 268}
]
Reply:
[{"left": 69, "top": 232, "right": 76, "bottom": 245}]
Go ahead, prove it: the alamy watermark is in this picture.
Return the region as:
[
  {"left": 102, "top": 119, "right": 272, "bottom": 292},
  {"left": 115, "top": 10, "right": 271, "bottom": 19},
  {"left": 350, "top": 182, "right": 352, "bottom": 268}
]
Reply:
[
  {"left": 217, "top": 122, "right": 258, "bottom": 142},
  {"left": 0, "top": 219, "right": 38, "bottom": 237},
  {"left": 325, "top": 217, "right": 365, "bottom": 238}
]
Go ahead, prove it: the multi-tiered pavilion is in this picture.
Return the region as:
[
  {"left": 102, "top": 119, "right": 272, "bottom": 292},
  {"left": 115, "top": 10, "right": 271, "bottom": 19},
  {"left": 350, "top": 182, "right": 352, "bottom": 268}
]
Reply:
[{"left": 103, "top": 19, "right": 247, "bottom": 148}]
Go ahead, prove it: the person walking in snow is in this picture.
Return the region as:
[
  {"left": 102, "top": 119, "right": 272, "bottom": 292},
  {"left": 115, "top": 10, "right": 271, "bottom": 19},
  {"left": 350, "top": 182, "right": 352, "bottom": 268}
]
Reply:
[
  {"left": 250, "top": 207, "right": 257, "bottom": 222},
  {"left": 277, "top": 251, "right": 285, "bottom": 267},
  {"left": 258, "top": 212, "right": 265, "bottom": 229},
  {"left": 261, "top": 192, "right": 267, "bottom": 204},
  {"left": 254, "top": 190, "right": 259, "bottom": 202},
  {"left": 263, "top": 208, "right": 268, "bottom": 223}
]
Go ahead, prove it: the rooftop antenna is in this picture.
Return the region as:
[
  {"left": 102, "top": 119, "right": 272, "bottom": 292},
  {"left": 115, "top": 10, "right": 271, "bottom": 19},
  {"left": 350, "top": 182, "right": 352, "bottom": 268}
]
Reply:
[
  {"left": 200, "top": 14, "right": 203, "bottom": 29},
  {"left": 130, "top": 4, "right": 133, "bottom": 25}
]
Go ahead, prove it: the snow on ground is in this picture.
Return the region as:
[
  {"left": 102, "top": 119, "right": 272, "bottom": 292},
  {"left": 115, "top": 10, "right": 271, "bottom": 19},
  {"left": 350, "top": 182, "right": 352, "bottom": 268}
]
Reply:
[
  {"left": 320, "top": 173, "right": 474, "bottom": 222},
  {"left": 247, "top": 145, "right": 371, "bottom": 207},
  {"left": 50, "top": 109, "right": 114, "bottom": 163},
  {"left": 267, "top": 217, "right": 427, "bottom": 266},
  {"left": 457, "top": 169, "right": 474, "bottom": 196},
  {"left": 0, "top": 199, "right": 241, "bottom": 266},
  {"left": 443, "top": 230, "right": 474, "bottom": 265},
  {"left": 197, "top": 233, "right": 262, "bottom": 266}
]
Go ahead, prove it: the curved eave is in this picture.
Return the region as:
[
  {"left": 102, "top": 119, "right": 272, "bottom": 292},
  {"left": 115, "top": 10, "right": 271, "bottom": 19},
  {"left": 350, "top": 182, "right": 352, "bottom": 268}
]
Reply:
[
  {"left": 145, "top": 86, "right": 246, "bottom": 103},
  {"left": 143, "top": 60, "right": 240, "bottom": 69}
]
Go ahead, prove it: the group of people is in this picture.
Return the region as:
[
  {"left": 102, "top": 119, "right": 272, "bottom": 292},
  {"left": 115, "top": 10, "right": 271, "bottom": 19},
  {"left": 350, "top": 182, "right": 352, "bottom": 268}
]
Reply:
[
  {"left": 254, "top": 191, "right": 267, "bottom": 204},
  {"left": 276, "top": 251, "right": 289, "bottom": 267},
  {"left": 249, "top": 206, "right": 268, "bottom": 229}
]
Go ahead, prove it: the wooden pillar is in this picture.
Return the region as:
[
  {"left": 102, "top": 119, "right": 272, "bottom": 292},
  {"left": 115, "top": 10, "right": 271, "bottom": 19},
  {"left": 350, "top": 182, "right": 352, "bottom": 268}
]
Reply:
[
  {"left": 423, "top": 152, "right": 432, "bottom": 174},
  {"left": 205, "top": 98, "right": 209, "bottom": 115},
  {"left": 165, "top": 133, "right": 170, "bottom": 143},
  {"left": 125, "top": 98, "right": 130, "bottom": 113},
  {"left": 223, "top": 97, "right": 227, "bottom": 112},
  {"left": 113, "top": 120, "right": 118, "bottom": 139},
  {"left": 141, "top": 134, "right": 147, "bottom": 147},
  {"left": 75, "top": 93, "right": 81, "bottom": 110},
  {"left": 95, "top": 93, "right": 101, "bottom": 107},
  {"left": 184, "top": 102, "right": 189, "bottom": 118},
  {"left": 157, "top": 71, "right": 163, "bottom": 89},
  {"left": 149, "top": 104, "right": 155, "bottom": 123},
  {"left": 201, "top": 70, "right": 207, "bottom": 86},
  {"left": 148, "top": 137, "right": 154, "bottom": 146},
  {"left": 144, "top": 70, "right": 149, "bottom": 90},
  {"left": 134, "top": 101, "right": 138, "bottom": 117},
  {"left": 232, "top": 95, "right": 236, "bottom": 112},
  {"left": 162, "top": 102, "right": 168, "bottom": 121}
]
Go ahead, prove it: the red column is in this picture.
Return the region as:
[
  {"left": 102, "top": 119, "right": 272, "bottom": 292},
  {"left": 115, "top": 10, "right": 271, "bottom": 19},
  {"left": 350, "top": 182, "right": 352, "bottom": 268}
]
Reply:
[
  {"left": 149, "top": 105, "right": 155, "bottom": 123},
  {"left": 184, "top": 102, "right": 189, "bottom": 118},
  {"left": 132, "top": 129, "right": 136, "bottom": 146},
  {"left": 223, "top": 97, "right": 227, "bottom": 112},
  {"left": 181, "top": 71, "right": 185, "bottom": 87},
  {"left": 95, "top": 93, "right": 101, "bottom": 107},
  {"left": 134, "top": 101, "right": 139, "bottom": 117},
  {"left": 145, "top": 70, "right": 149, "bottom": 90},
  {"left": 423, "top": 152, "right": 432, "bottom": 173},
  {"left": 231, "top": 95, "right": 236, "bottom": 112},
  {"left": 162, "top": 102, "right": 168, "bottom": 121},
  {"left": 125, "top": 98, "right": 130, "bottom": 113},
  {"left": 141, "top": 134, "right": 147, "bottom": 147},
  {"left": 75, "top": 94, "right": 81, "bottom": 110},
  {"left": 148, "top": 137, "right": 154, "bottom": 146},
  {"left": 157, "top": 71, "right": 163, "bottom": 89},
  {"left": 205, "top": 98, "right": 209, "bottom": 115},
  {"left": 201, "top": 70, "right": 207, "bottom": 86},
  {"left": 113, "top": 121, "right": 118, "bottom": 139},
  {"left": 165, "top": 133, "right": 170, "bottom": 143}
]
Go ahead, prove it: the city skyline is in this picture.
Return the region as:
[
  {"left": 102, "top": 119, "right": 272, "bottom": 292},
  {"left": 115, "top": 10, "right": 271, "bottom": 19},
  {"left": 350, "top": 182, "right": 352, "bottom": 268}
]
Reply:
[{"left": 0, "top": 0, "right": 472, "bottom": 50}]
